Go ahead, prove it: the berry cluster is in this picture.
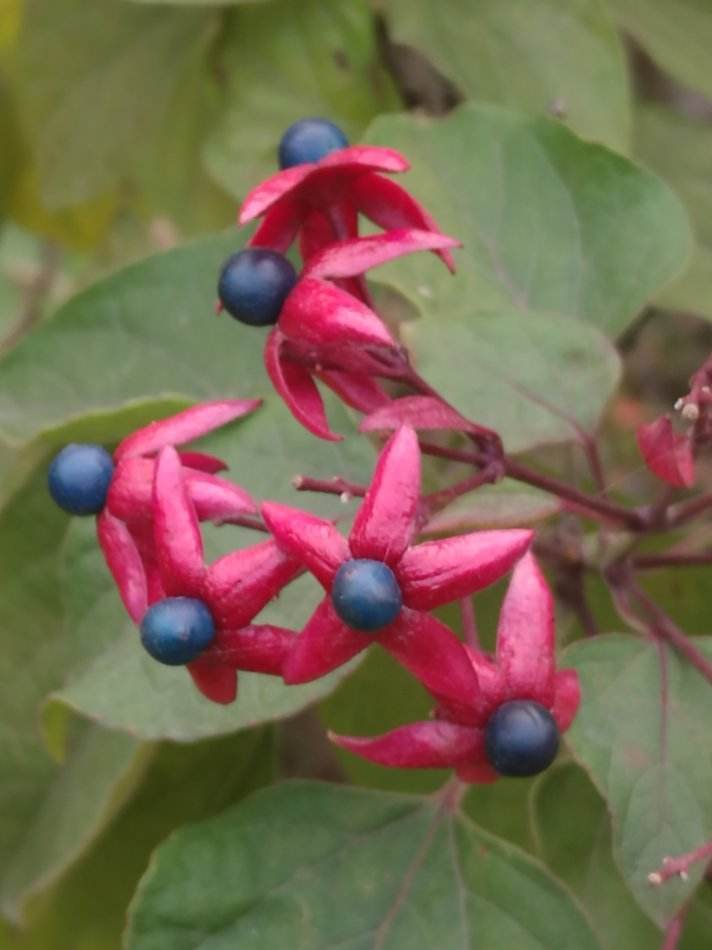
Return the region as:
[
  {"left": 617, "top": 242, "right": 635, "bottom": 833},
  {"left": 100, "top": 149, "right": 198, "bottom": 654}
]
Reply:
[{"left": 48, "top": 118, "right": 581, "bottom": 781}]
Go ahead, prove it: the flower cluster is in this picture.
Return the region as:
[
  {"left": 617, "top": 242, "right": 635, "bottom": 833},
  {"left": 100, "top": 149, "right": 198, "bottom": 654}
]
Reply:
[{"left": 48, "top": 118, "right": 581, "bottom": 784}]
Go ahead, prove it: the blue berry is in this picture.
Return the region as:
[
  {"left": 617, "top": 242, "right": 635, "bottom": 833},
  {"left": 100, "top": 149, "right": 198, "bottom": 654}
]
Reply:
[
  {"left": 278, "top": 118, "right": 348, "bottom": 169},
  {"left": 140, "top": 597, "right": 216, "bottom": 666},
  {"left": 484, "top": 700, "right": 559, "bottom": 778},
  {"left": 218, "top": 249, "right": 297, "bottom": 326},
  {"left": 48, "top": 443, "right": 114, "bottom": 516},
  {"left": 331, "top": 559, "right": 402, "bottom": 632}
]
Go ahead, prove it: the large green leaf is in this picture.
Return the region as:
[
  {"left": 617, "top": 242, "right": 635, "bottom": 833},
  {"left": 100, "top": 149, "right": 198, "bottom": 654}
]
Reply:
[
  {"left": 532, "top": 762, "right": 659, "bottom": 949},
  {"left": 0, "top": 470, "right": 146, "bottom": 925},
  {"left": 203, "top": 0, "right": 399, "bottom": 199},
  {"left": 565, "top": 634, "right": 712, "bottom": 926},
  {"left": 615, "top": 0, "right": 712, "bottom": 101},
  {"left": 126, "top": 781, "right": 600, "bottom": 949},
  {"left": 12, "top": 729, "right": 273, "bottom": 950},
  {"left": 366, "top": 104, "right": 691, "bottom": 339},
  {"left": 386, "top": 0, "right": 630, "bottom": 152},
  {"left": 13, "top": 0, "right": 214, "bottom": 209},
  {"left": 635, "top": 103, "right": 712, "bottom": 319}
]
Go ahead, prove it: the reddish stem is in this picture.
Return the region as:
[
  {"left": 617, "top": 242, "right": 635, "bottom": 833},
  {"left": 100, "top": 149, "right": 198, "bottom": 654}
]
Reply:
[
  {"left": 649, "top": 839, "right": 712, "bottom": 886},
  {"left": 423, "top": 467, "right": 499, "bottom": 514},
  {"left": 633, "top": 551, "right": 712, "bottom": 570},
  {"left": 667, "top": 492, "right": 712, "bottom": 527},
  {"left": 292, "top": 474, "right": 367, "bottom": 499},
  {"left": 662, "top": 908, "right": 688, "bottom": 950}
]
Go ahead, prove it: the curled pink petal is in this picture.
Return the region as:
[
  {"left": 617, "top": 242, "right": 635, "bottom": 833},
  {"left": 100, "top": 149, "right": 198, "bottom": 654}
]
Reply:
[
  {"left": 204, "top": 540, "right": 301, "bottom": 628},
  {"left": 349, "top": 425, "right": 420, "bottom": 565},
  {"left": 361, "top": 395, "right": 495, "bottom": 440},
  {"left": 184, "top": 470, "right": 257, "bottom": 520},
  {"left": 96, "top": 509, "right": 148, "bottom": 623},
  {"left": 187, "top": 659, "right": 237, "bottom": 705},
  {"left": 551, "top": 668, "right": 581, "bottom": 733},
  {"left": 281, "top": 597, "right": 365, "bottom": 684},
  {"left": 317, "top": 369, "right": 390, "bottom": 413},
  {"left": 265, "top": 330, "right": 341, "bottom": 442},
  {"left": 279, "top": 278, "right": 395, "bottom": 349},
  {"left": 211, "top": 624, "right": 295, "bottom": 675},
  {"left": 305, "top": 230, "right": 460, "bottom": 280},
  {"left": 153, "top": 447, "right": 205, "bottom": 597},
  {"left": 179, "top": 451, "right": 228, "bottom": 474},
  {"left": 496, "top": 553, "right": 556, "bottom": 705},
  {"left": 329, "top": 720, "right": 481, "bottom": 769},
  {"left": 115, "top": 400, "right": 260, "bottom": 460},
  {"left": 108, "top": 458, "right": 256, "bottom": 523},
  {"left": 128, "top": 521, "right": 165, "bottom": 605},
  {"left": 240, "top": 164, "right": 315, "bottom": 223},
  {"left": 455, "top": 761, "right": 499, "bottom": 784},
  {"left": 317, "top": 145, "right": 409, "bottom": 174},
  {"left": 398, "top": 529, "right": 533, "bottom": 611},
  {"left": 381, "top": 609, "right": 480, "bottom": 705},
  {"left": 248, "top": 195, "right": 302, "bottom": 252},
  {"left": 350, "top": 173, "right": 456, "bottom": 272},
  {"left": 261, "top": 502, "right": 349, "bottom": 589},
  {"left": 637, "top": 416, "right": 695, "bottom": 488}
]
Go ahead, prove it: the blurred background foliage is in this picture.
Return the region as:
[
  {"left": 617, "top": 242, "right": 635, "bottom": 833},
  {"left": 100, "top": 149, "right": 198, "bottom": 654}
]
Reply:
[{"left": 2, "top": 1, "right": 712, "bottom": 947}]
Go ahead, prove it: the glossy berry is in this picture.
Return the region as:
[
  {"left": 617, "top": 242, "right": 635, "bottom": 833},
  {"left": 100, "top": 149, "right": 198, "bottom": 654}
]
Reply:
[
  {"left": 278, "top": 117, "right": 348, "bottom": 169},
  {"left": 331, "top": 559, "right": 402, "bottom": 632},
  {"left": 484, "top": 700, "right": 559, "bottom": 778},
  {"left": 140, "top": 597, "right": 216, "bottom": 666},
  {"left": 218, "top": 249, "right": 297, "bottom": 326},
  {"left": 48, "top": 443, "right": 114, "bottom": 516}
]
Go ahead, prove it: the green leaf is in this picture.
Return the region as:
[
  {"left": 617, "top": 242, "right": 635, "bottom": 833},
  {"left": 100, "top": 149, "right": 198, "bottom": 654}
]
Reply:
[
  {"left": 425, "top": 481, "right": 560, "bottom": 533},
  {"left": 406, "top": 308, "right": 621, "bottom": 454},
  {"left": 126, "top": 781, "right": 600, "bottom": 949},
  {"left": 0, "top": 470, "right": 145, "bottom": 924},
  {"left": 565, "top": 634, "right": 712, "bottom": 925},
  {"left": 14, "top": 729, "right": 273, "bottom": 950},
  {"left": 386, "top": 0, "right": 631, "bottom": 152},
  {"left": 634, "top": 103, "right": 712, "bottom": 318},
  {"left": 366, "top": 104, "right": 691, "bottom": 339},
  {"left": 532, "top": 762, "right": 660, "bottom": 949},
  {"left": 203, "top": 0, "right": 399, "bottom": 199},
  {"left": 14, "top": 0, "right": 214, "bottom": 209},
  {"left": 0, "top": 232, "right": 255, "bottom": 445},
  {"left": 615, "top": 0, "right": 712, "bottom": 100}
]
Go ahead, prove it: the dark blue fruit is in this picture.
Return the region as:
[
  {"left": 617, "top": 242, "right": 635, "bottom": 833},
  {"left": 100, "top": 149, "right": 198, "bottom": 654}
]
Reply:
[
  {"left": 217, "top": 249, "right": 297, "bottom": 326},
  {"left": 48, "top": 443, "right": 114, "bottom": 516},
  {"left": 484, "top": 700, "right": 559, "bottom": 778},
  {"left": 278, "top": 117, "right": 348, "bottom": 169},
  {"left": 331, "top": 559, "right": 402, "bottom": 632},
  {"left": 140, "top": 597, "right": 216, "bottom": 666}
]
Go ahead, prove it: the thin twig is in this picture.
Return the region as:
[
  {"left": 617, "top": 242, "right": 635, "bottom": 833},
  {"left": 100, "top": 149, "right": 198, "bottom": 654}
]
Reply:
[
  {"left": 667, "top": 492, "right": 712, "bottom": 528},
  {"left": 633, "top": 551, "right": 712, "bottom": 570},
  {"left": 649, "top": 838, "right": 712, "bottom": 886},
  {"left": 292, "top": 474, "right": 367, "bottom": 500}
]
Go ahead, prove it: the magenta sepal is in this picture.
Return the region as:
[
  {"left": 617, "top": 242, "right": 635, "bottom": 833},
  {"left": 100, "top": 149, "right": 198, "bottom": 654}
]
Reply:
[
  {"left": 329, "top": 721, "right": 482, "bottom": 769},
  {"left": 178, "top": 451, "right": 228, "bottom": 474},
  {"left": 496, "top": 552, "right": 556, "bottom": 706},
  {"left": 361, "top": 395, "right": 501, "bottom": 449},
  {"left": 330, "top": 552, "right": 581, "bottom": 784},
  {"left": 315, "top": 370, "right": 390, "bottom": 414},
  {"left": 96, "top": 509, "right": 148, "bottom": 624},
  {"left": 266, "top": 427, "right": 531, "bottom": 693},
  {"left": 637, "top": 416, "right": 695, "bottom": 488},
  {"left": 304, "top": 230, "right": 460, "bottom": 281},
  {"left": 115, "top": 400, "right": 260, "bottom": 460},
  {"left": 239, "top": 145, "right": 409, "bottom": 225},
  {"left": 108, "top": 457, "right": 257, "bottom": 524},
  {"left": 153, "top": 447, "right": 205, "bottom": 598},
  {"left": 349, "top": 173, "right": 457, "bottom": 272}
]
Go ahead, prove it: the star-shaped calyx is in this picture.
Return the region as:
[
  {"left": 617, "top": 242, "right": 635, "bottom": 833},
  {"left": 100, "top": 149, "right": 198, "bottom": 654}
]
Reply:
[
  {"left": 330, "top": 552, "right": 581, "bottom": 783},
  {"left": 101, "top": 446, "right": 300, "bottom": 704},
  {"left": 261, "top": 426, "right": 532, "bottom": 702}
]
